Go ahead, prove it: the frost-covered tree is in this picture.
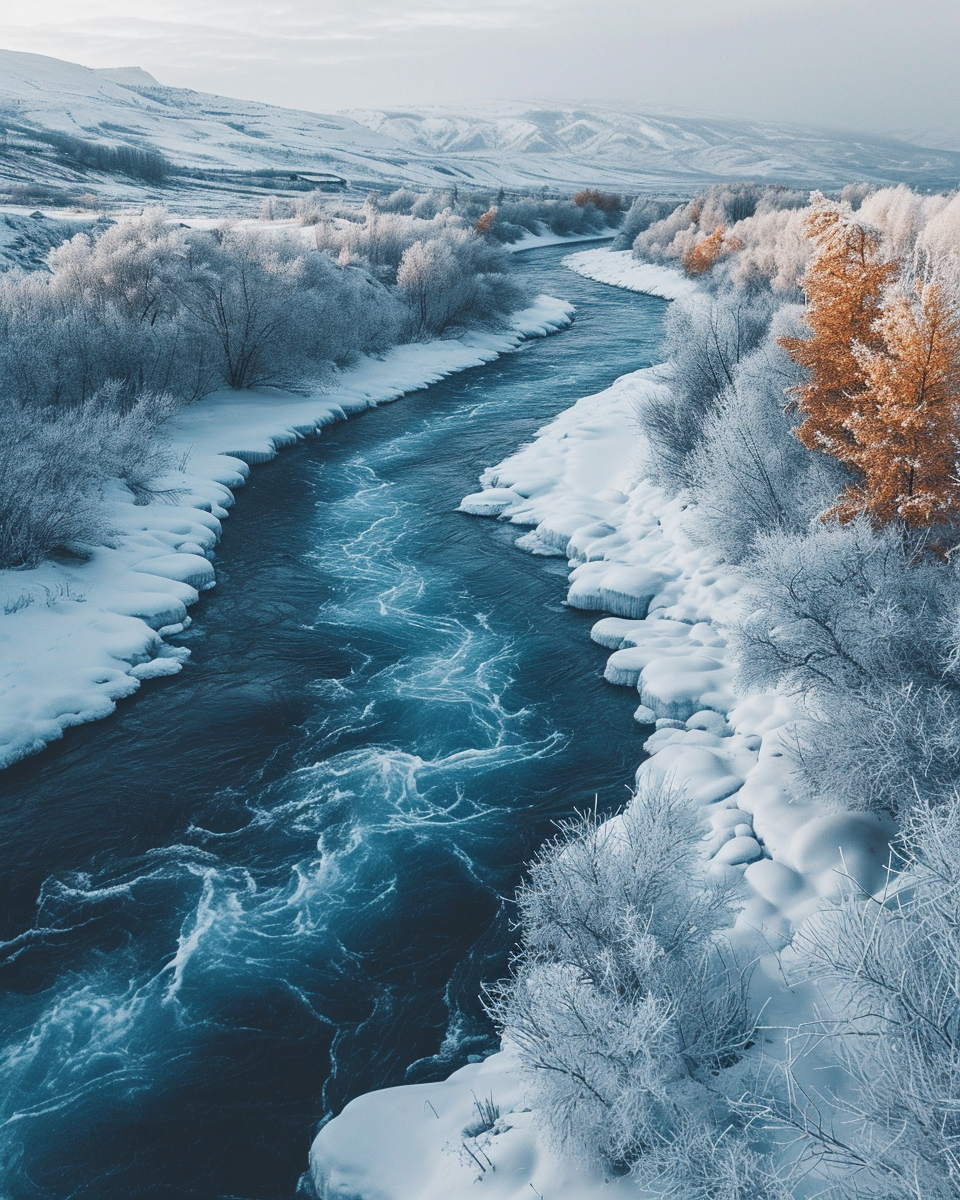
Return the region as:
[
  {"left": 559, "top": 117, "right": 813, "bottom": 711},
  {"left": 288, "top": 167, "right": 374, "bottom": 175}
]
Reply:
[
  {"left": 778, "top": 195, "right": 897, "bottom": 462},
  {"left": 685, "top": 337, "right": 843, "bottom": 561},
  {"left": 730, "top": 520, "right": 960, "bottom": 814},
  {"left": 636, "top": 290, "right": 776, "bottom": 489},
  {"left": 488, "top": 782, "right": 770, "bottom": 1181},
  {"left": 765, "top": 798, "right": 960, "bottom": 1198}
]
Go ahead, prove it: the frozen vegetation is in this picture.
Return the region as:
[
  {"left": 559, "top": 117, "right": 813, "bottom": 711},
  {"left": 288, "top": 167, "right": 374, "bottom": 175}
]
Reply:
[
  {"left": 311, "top": 182, "right": 960, "bottom": 1199},
  {"left": 0, "top": 201, "right": 534, "bottom": 571},
  {"left": 0, "top": 195, "right": 581, "bottom": 764}
]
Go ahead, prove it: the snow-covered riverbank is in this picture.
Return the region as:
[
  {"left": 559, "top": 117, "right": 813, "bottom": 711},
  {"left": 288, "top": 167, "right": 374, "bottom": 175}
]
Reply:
[
  {"left": 505, "top": 230, "right": 615, "bottom": 254},
  {"left": 307, "top": 262, "right": 893, "bottom": 1200},
  {"left": 562, "top": 247, "right": 698, "bottom": 300},
  {"left": 0, "top": 297, "right": 572, "bottom": 770}
]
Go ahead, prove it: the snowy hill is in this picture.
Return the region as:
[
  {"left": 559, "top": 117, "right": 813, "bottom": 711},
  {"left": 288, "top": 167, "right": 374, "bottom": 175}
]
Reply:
[
  {"left": 0, "top": 48, "right": 428, "bottom": 206},
  {"left": 1, "top": 48, "right": 959, "bottom": 211},
  {"left": 347, "top": 102, "right": 960, "bottom": 190}
]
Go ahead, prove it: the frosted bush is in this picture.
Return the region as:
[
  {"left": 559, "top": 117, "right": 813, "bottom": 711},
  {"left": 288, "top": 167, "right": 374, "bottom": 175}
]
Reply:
[
  {"left": 633, "top": 201, "right": 697, "bottom": 264},
  {"left": 636, "top": 290, "right": 776, "bottom": 489},
  {"left": 685, "top": 338, "right": 842, "bottom": 561},
  {"left": 396, "top": 227, "right": 528, "bottom": 338},
  {"left": 312, "top": 203, "right": 458, "bottom": 278},
  {"left": 489, "top": 781, "right": 761, "bottom": 1176},
  {"left": 182, "top": 227, "right": 405, "bottom": 388},
  {"left": 732, "top": 521, "right": 954, "bottom": 697},
  {"left": 796, "top": 679, "right": 960, "bottom": 815},
  {"left": 68, "top": 384, "right": 178, "bottom": 502},
  {"left": 635, "top": 1116, "right": 795, "bottom": 1200},
  {"left": 613, "top": 197, "right": 680, "bottom": 250},
  {"left": 771, "top": 798, "right": 960, "bottom": 1197},
  {"left": 730, "top": 520, "right": 960, "bottom": 813},
  {"left": 0, "top": 406, "right": 107, "bottom": 568},
  {"left": 0, "top": 212, "right": 207, "bottom": 407}
]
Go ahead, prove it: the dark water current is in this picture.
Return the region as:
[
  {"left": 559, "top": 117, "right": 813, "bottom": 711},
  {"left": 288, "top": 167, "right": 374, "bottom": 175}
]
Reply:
[{"left": 0, "top": 245, "right": 667, "bottom": 1200}]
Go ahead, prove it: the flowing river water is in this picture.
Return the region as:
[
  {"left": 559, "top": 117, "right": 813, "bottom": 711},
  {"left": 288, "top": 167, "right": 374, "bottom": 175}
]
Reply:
[{"left": 0, "top": 246, "right": 667, "bottom": 1200}]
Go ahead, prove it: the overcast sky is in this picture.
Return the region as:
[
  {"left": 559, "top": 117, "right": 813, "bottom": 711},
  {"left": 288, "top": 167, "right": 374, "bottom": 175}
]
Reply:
[{"left": 0, "top": 0, "right": 957, "bottom": 134}]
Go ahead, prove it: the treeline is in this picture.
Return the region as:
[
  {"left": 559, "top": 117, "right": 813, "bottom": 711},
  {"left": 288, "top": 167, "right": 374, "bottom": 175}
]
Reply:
[
  {"left": 0, "top": 204, "right": 529, "bottom": 569},
  {"left": 2, "top": 121, "right": 171, "bottom": 183},
  {"left": 264, "top": 185, "right": 625, "bottom": 243},
  {"left": 491, "top": 183, "right": 960, "bottom": 1199},
  {"left": 627, "top": 181, "right": 960, "bottom": 819}
]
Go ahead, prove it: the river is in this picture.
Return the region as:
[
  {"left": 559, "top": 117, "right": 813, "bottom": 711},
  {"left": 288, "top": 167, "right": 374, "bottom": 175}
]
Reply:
[{"left": 0, "top": 245, "right": 667, "bottom": 1200}]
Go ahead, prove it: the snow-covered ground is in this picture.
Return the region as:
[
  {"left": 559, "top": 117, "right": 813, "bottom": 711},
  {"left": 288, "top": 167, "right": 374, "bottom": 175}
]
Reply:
[
  {"left": 562, "top": 247, "right": 698, "bottom": 300},
  {"left": 3, "top": 48, "right": 960, "bottom": 208},
  {"left": 307, "top": 262, "right": 893, "bottom": 1200},
  {"left": 504, "top": 230, "right": 614, "bottom": 254},
  {"left": 0, "top": 297, "right": 572, "bottom": 770}
]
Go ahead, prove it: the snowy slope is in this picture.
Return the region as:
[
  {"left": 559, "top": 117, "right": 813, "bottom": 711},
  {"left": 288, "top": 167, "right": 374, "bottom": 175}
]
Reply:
[
  {"left": 2, "top": 49, "right": 960, "bottom": 206},
  {"left": 346, "top": 102, "right": 960, "bottom": 190},
  {"left": 0, "top": 47, "right": 440, "bottom": 204}
]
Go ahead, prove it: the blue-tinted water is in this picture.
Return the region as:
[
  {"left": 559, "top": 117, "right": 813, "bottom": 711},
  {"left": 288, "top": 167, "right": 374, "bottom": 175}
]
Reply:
[{"left": 0, "top": 246, "right": 667, "bottom": 1200}]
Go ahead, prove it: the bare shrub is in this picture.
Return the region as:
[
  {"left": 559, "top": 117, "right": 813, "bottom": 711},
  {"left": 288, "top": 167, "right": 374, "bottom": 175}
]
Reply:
[
  {"left": 636, "top": 290, "right": 776, "bottom": 490},
  {"left": 761, "top": 798, "right": 960, "bottom": 1198},
  {"left": 0, "top": 407, "right": 107, "bottom": 569},
  {"left": 730, "top": 520, "right": 960, "bottom": 814},
  {"left": 488, "top": 781, "right": 756, "bottom": 1176}
]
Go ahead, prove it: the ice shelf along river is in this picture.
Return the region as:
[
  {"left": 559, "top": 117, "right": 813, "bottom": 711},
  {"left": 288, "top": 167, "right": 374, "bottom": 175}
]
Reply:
[{"left": 0, "top": 246, "right": 668, "bottom": 1200}]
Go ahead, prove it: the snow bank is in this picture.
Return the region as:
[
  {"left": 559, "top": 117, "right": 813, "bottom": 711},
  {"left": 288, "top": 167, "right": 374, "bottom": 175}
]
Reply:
[
  {"left": 563, "top": 248, "right": 697, "bottom": 300},
  {"left": 0, "top": 296, "right": 573, "bottom": 769},
  {"left": 504, "top": 230, "right": 615, "bottom": 254},
  {"left": 309, "top": 1047, "right": 642, "bottom": 1200},
  {"left": 310, "top": 360, "right": 895, "bottom": 1199}
]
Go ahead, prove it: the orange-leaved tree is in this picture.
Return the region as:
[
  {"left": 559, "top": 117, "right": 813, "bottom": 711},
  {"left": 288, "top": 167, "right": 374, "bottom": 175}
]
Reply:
[
  {"left": 682, "top": 225, "right": 743, "bottom": 277},
  {"left": 829, "top": 281, "right": 960, "bottom": 528},
  {"left": 573, "top": 189, "right": 622, "bottom": 214},
  {"left": 475, "top": 207, "right": 498, "bottom": 236},
  {"left": 779, "top": 195, "right": 897, "bottom": 460}
]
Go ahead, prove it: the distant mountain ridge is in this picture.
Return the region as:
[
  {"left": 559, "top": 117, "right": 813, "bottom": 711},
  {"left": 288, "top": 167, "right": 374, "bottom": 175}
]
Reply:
[
  {"left": 345, "top": 103, "right": 960, "bottom": 190},
  {"left": 1, "top": 48, "right": 958, "bottom": 205}
]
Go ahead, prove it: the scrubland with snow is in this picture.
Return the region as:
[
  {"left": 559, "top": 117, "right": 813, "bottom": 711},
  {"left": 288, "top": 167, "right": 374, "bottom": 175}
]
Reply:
[
  {"left": 0, "top": 295, "right": 572, "bottom": 769},
  {"left": 0, "top": 193, "right": 579, "bottom": 766},
  {"left": 310, "top": 183, "right": 960, "bottom": 1199}
]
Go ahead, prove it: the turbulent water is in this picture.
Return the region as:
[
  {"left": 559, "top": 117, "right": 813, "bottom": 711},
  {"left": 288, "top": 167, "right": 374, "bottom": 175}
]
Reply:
[{"left": 0, "top": 246, "right": 667, "bottom": 1200}]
